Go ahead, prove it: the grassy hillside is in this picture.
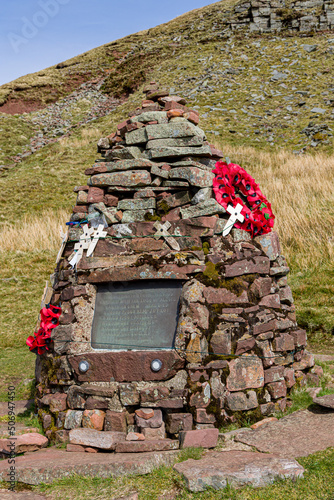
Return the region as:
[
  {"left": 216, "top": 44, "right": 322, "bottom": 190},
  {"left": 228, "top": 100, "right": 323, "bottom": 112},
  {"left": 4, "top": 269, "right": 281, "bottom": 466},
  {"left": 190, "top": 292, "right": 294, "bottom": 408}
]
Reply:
[{"left": 0, "top": 0, "right": 333, "bottom": 398}]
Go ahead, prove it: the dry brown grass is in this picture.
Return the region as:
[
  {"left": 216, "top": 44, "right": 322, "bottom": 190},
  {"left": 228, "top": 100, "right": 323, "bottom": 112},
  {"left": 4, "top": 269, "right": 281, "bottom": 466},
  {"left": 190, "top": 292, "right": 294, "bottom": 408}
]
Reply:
[
  {"left": 216, "top": 142, "right": 334, "bottom": 270},
  {"left": 0, "top": 210, "right": 68, "bottom": 253}
]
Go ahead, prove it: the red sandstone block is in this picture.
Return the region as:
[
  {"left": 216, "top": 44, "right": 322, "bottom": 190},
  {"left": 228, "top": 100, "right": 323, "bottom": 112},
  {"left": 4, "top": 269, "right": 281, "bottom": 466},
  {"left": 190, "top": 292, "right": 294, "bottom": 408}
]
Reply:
[
  {"left": 104, "top": 194, "right": 118, "bottom": 207},
  {"left": 167, "top": 109, "right": 184, "bottom": 119},
  {"left": 267, "top": 381, "right": 287, "bottom": 399},
  {"left": 115, "top": 439, "right": 179, "bottom": 453},
  {"left": 87, "top": 187, "right": 105, "bottom": 204},
  {"left": 104, "top": 411, "right": 127, "bottom": 433},
  {"left": 272, "top": 334, "right": 295, "bottom": 352},
  {"left": 67, "top": 444, "right": 85, "bottom": 453},
  {"left": 179, "top": 429, "right": 219, "bottom": 449},
  {"left": 290, "top": 329, "right": 307, "bottom": 347},
  {"left": 184, "top": 111, "right": 199, "bottom": 125},
  {"left": 195, "top": 409, "right": 216, "bottom": 424}
]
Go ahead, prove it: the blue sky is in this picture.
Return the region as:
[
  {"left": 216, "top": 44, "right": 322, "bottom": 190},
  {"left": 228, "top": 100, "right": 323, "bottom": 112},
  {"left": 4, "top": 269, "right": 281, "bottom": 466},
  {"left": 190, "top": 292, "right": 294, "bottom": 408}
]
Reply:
[{"left": 0, "top": 0, "right": 215, "bottom": 85}]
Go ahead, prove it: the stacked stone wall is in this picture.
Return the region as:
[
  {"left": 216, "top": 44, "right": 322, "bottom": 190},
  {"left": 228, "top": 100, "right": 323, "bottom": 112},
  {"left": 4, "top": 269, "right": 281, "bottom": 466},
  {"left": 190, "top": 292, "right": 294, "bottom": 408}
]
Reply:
[{"left": 35, "top": 84, "right": 321, "bottom": 449}]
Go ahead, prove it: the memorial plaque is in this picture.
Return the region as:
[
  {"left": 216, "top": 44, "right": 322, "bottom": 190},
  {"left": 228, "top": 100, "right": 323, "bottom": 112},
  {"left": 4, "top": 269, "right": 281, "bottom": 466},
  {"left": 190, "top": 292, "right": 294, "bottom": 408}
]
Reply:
[{"left": 91, "top": 280, "right": 183, "bottom": 350}]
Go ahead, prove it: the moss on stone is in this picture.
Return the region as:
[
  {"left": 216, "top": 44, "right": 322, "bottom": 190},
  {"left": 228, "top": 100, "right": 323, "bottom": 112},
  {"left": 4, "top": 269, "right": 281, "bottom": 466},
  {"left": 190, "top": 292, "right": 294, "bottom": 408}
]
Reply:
[{"left": 202, "top": 241, "right": 210, "bottom": 255}]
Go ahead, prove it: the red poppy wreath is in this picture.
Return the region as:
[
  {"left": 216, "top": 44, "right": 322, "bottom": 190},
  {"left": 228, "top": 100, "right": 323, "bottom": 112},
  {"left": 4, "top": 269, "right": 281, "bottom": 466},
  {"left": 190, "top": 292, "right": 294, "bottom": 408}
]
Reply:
[
  {"left": 212, "top": 161, "right": 275, "bottom": 237},
  {"left": 26, "top": 304, "right": 61, "bottom": 355}
]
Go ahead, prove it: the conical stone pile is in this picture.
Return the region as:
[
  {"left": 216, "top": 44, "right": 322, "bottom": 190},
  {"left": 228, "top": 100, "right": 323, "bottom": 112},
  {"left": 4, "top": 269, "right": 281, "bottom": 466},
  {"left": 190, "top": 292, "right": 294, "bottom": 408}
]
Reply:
[{"left": 34, "top": 84, "right": 322, "bottom": 452}]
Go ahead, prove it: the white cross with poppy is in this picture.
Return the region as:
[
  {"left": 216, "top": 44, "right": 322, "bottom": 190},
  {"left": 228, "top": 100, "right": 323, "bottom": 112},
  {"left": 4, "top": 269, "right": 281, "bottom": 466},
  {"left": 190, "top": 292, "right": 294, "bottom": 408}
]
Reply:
[{"left": 223, "top": 203, "right": 245, "bottom": 236}]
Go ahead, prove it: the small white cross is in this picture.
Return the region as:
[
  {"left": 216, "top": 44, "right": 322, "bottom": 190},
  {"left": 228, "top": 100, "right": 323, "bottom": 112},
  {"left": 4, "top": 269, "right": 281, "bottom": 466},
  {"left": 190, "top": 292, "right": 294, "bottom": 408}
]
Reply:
[
  {"left": 69, "top": 224, "right": 94, "bottom": 267},
  {"left": 56, "top": 228, "right": 69, "bottom": 264},
  {"left": 87, "top": 224, "right": 107, "bottom": 257},
  {"left": 223, "top": 203, "right": 245, "bottom": 237},
  {"left": 153, "top": 221, "right": 180, "bottom": 251}
]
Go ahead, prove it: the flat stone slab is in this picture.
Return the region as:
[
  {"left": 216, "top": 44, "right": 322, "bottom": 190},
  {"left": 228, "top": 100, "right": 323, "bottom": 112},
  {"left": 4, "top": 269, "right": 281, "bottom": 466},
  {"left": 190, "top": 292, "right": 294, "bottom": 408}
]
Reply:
[
  {"left": 0, "top": 448, "right": 179, "bottom": 485},
  {"left": 174, "top": 450, "right": 304, "bottom": 492},
  {"left": 313, "top": 394, "right": 334, "bottom": 409},
  {"left": 0, "top": 400, "right": 34, "bottom": 418},
  {"left": 236, "top": 409, "right": 334, "bottom": 458},
  {"left": 314, "top": 354, "right": 334, "bottom": 362},
  {"left": 0, "top": 490, "right": 47, "bottom": 499}
]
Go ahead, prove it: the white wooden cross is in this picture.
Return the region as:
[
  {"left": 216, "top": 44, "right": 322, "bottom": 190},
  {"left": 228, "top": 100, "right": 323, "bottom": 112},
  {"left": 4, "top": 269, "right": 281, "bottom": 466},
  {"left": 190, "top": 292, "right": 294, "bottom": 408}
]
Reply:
[
  {"left": 153, "top": 221, "right": 180, "bottom": 251},
  {"left": 87, "top": 224, "right": 107, "bottom": 257},
  {"left": 69, "top": 224, "right": 94, "bottom": 267},
  {"left": 56, "top": 228, "right": 69, "bottom": 264},
  {"left": 223, "top": 203, "right": 245, "bottom": 237}
]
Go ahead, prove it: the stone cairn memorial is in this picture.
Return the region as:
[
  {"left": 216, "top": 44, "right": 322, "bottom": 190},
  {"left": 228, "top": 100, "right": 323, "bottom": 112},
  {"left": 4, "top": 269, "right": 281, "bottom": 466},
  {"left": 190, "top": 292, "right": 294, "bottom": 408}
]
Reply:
[{"left": 34, "top": 83, "right": 320, "bottom": 453}]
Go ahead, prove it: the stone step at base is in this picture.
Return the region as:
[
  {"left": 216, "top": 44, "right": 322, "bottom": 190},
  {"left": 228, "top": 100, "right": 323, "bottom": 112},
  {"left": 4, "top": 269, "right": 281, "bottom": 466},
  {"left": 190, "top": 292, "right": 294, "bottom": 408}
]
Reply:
[
  {"left": 0, "top": 448, "right": 179, "bottom": 485},
  {"left": 115, "top": 439, "right": 179, "bottom": 453}
]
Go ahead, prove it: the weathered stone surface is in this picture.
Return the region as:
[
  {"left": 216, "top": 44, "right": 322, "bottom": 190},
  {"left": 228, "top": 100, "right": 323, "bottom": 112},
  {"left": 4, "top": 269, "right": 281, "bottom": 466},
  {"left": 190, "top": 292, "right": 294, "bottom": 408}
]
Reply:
[
  {"left": 225, "top": 257, "right": 270, "bottom": 277},
  {"left": 142, "top": 423, "right": 166, "bottom": 440},
  {"left": 259, "top": 294, "right": 281, "bottom": 309},
  {"left": 135, "top": 408, "right": 154, "bottom": 419},
  {"left": 284, "top": 368, "right": 296, "bottom": 388},
  {"left": 227, "top": 357, "right": 264, "bottom": 392},
  {"left": 64, "top": 410, "right": 83, "bottom": 430},
  {"left": 0, "top": 433, "right": 48, "bottom": 454},
  {"left": 68, "top": 351, "right": 184, "bottom": 382},
  {"left": 255, "top": 232, "right": 281, "bottom": 261},
  {"left": 279, "top": 286, "right": 294, "bottom": 305},
  {"left": 40, "top": 393, "right": 67, "bottom": 412},
  {"left": 174, "top": 450, "right": 304, "bottom": 492},
  {"left": 0, "top": 448, "right": 179, "bottom": 485},
  {"left": 145, "top": 122, "right": 205, "bottom": 141},
  {"left": 126, "top": 432, "right": 145, "bottom": 441},
  {"left": 313, "top": 394, "right": 334, "bottom": 409},
  {"left": 253, "top": 319, "right": 277, "bottom": 335},
  {"left": 89, "top": 170, "right": 151, "bottom": 187},
  {"left": 235, "top": 337, "right": 256, "bottom": 355},
  {"left": 169, "top": 167, "right": 214, "bottom": 188},
  {"left": 195, "top": 409, "right": 216, "bottom": 424},
  {"left": 210, "top": 329, "right": 232, "bottom": 355},
  {"left": 204, "top": 287, "right": 248, "bottom": 306},
  {"left": 125, "top": 128, "right": 148, "bottom": 145},
  {"left": 264, "top": 366, "right": 284, "bottom": 384},
  {"left": 69, "top": 429, "right": 125, "bottom": 450},
  {"left": 290, "top": 329, "right": 307, "bottom": 347},
  {"left": 293, "top": 352, "right": 315, "bottom": 370},
  {"left": 87, "top": 186, "right": 105, "bottom": 203},
  {"left": 115, "top": 439, "right": 179, "bottom": 453},
  {"left": 118, "top": 198, "right": 156, "bottom": 210},
  {"left": 104, "top": 411, "right": 127, "bottom": 433},
  {"left": 147, "top": 136, "right": 203, "bottom": 149},
  {"left": 82, "top": 410, "right": 105, "bottom": 430},
  {"left": 146, "top": 145, "right": 211, "bottom": 159},
  {"left": 250, "top": 278, "right": 272, "bottom": 299},
  {"left": 226, "top": 391, "right": 258, "bottom": 411},
  {"left": 52, "top": 324, "right": 73, "bottom": 355},
  {"left": 273, "top": 334, "right": 295, "bottom": 352},
  {"left": 165, "top": 413, "right": 193, "bottom": 434},
  {"left": 251, "top": 417, "right": 278, "bottom": 430},
  {"left": 236, "top": 409, "right": 334, "bottom": 458},
  {"left": 130, "top": 111, "right": 168, "bottom": 124},
  {"left": 122, "top": 209, "right": 154, "bottom": 223},
  {"left": 135, "top": 409, "right": 163, "bottom": 429},
  {"left": 179, "top": 429, "right": 219, "bottom": 449},
  {"left": 267, "top": 381, "right": 287, "bottom": 399}
]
